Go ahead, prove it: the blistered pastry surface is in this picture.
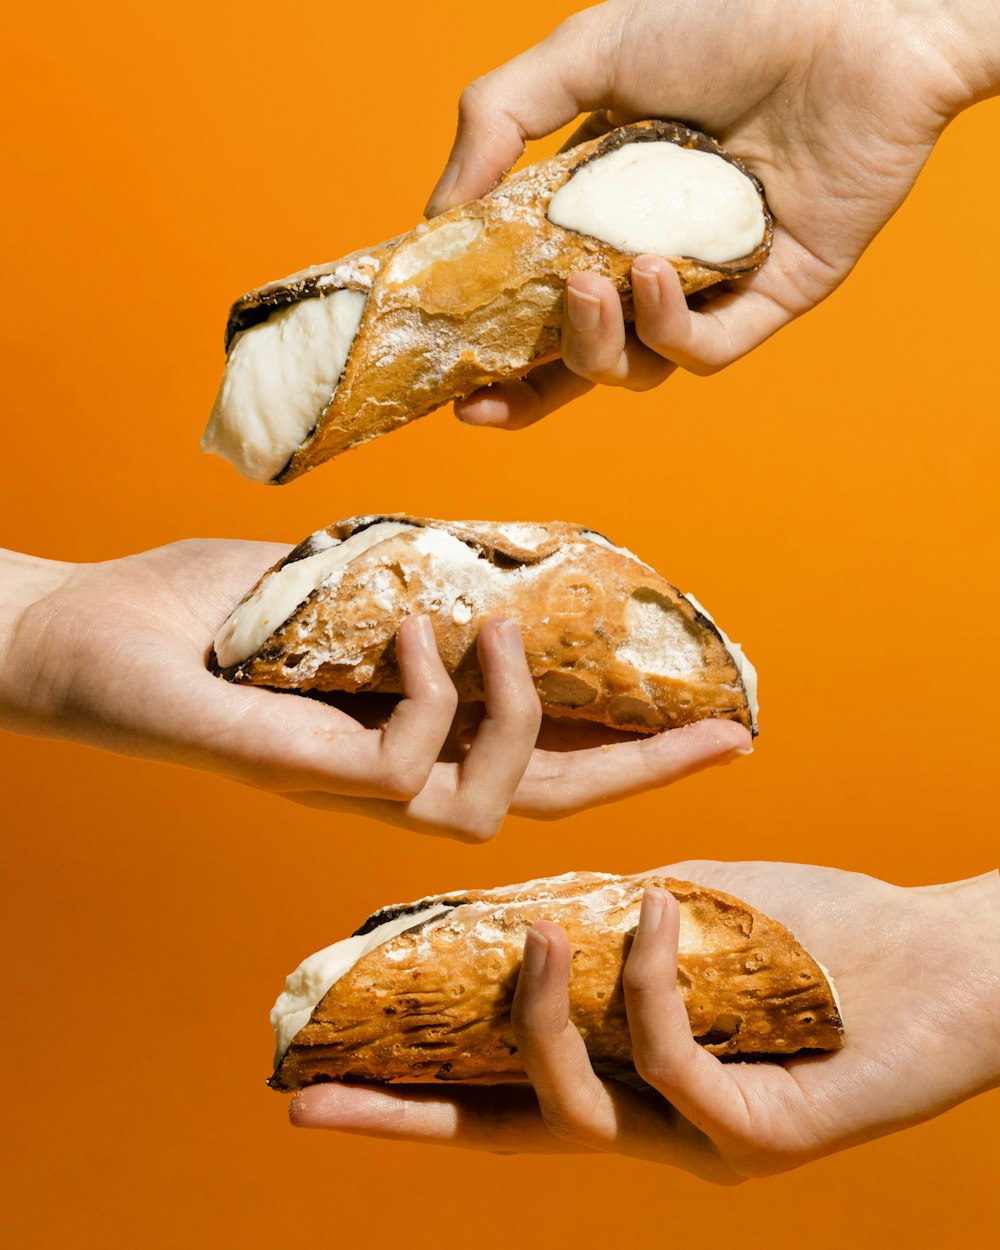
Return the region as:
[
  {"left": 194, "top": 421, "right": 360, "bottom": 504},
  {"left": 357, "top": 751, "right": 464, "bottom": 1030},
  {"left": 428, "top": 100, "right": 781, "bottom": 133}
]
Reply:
[
  {"left": 270, "top": 871, "right": 843, "bottom": 1090},
  {"left": 214, "top": 121, "right": 772, "bottom": 480},
  {"left": 210, "top": 516, "right": 754, "bottom": 734}
]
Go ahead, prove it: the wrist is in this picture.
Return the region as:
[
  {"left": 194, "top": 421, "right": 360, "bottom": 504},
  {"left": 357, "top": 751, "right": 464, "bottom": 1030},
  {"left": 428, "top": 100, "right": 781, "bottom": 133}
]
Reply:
[
  {"left": 891, "top": 0, "right": 1000, "bottom": 113},
  {"left": 920, "top": 871, "right": 1000, "bottom": 1091},
  {"left": 0, "top": 549, "right": 78, "bottom": 732}
]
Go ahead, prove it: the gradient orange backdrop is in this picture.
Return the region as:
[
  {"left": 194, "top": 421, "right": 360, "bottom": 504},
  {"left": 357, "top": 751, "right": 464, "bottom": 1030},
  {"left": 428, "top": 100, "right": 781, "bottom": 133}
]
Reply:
[{"left": 2, "top": 1, "right": 998, "bottom": 1245}]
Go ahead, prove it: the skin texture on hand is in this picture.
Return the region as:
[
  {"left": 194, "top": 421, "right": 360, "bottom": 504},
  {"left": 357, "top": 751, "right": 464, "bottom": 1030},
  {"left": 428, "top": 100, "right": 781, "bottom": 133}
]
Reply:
[
  {"left": 0, "top": 544, "right": 750, "bottom": 841},
  {"left": 289, "top": 860, "right": 1000, "bottom": 1180},
  {"left": 425, "top": 0, "right": 1000, "bottom": 430}
]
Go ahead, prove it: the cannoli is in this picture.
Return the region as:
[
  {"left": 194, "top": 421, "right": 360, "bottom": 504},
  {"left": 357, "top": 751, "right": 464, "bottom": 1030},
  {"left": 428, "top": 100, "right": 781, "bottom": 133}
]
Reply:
[
  {"left": 269, "top": 871, "right": 844, "bottom": 1091},
  {"left": 209, "top": 515, "right": 757, "bottom": 735},
  {"left": 204, "top": 120, "right": 772, "bottom": 483}
]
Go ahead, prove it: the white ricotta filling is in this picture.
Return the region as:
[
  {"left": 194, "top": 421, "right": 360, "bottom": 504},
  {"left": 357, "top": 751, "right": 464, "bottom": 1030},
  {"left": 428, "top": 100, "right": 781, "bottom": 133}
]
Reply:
[
  {"left": 682, "top": 593, "right": 759, "bottom": 732},
  {"left": 271, "top": 903, "right": 451, "bottom": 1062},
  {"left": 547, "top": 141, "right": 766, "bottom": 263},
  {"left": 214, "top": 521, "right": 411, "bottom": 667},
  {"left": 202, "top": 287, "right": 368, "bottom": 483},
  {"left": 815, "top": 959, "right": 844, "bottom": 1020}
]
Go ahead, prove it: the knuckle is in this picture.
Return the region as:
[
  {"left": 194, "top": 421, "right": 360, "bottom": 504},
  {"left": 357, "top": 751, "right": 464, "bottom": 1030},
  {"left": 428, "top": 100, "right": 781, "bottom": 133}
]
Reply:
[
  {"left": 631, "top": 1052, "right": 672, "bottom": 1091},
  {"left": 491, "top": 689, "right": 542, "bottom": 736},
  {"left": 625, "top": 371, "right": 664, "bottom": 393},
  {"left": 511, "top": 693, "right": 544, "bottom": 735},
  {"left": 687, "top": 354, "right": 726, "bottom": 377},
  {"left": 452, "top": 812, "right": 504, "bottom": 844},
  {"left": 537, "top": 1089, "right": 607, "bottom": 1149},
  {"left": 457, "top": 77, "right": 490, "bottom": 120},
  {"left": 377, "top": 758, "right": 432, "bottom": 802},
  {"left": 422, "top": 673, "right": 459, "bottom": 712},
  {"left": 562, "top": 348, "right": 623, "bottom": 386},
  {"left": 550, "top": 9, "right": 591, "bottom": 45},
  {"left": 621, "top": 959, "right": 657, "bottom": 996},
  {"left": 539, "top": 1105, "right": 593, "bottom": 1146}
]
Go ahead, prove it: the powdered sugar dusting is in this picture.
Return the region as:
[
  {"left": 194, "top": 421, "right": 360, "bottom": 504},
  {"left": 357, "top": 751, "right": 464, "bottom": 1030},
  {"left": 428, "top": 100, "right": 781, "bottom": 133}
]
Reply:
[
  {"left": 495, "top": 522, "right": 552, "bottom": 549},
  {"left": 616, "top": 592, "right": 704, "bottom": 679}
]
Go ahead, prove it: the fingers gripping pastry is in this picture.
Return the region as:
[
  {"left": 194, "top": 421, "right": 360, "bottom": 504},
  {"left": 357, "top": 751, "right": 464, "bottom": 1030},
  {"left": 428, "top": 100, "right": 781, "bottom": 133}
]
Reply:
[
  {"left": 204, "top": 121, "right": 773, "bottom": 483},
  {"left": 209, "top": 516, "right": 758, "bottom": 734},
  {"left": 268, "top": 872, "right": 844, "bottom": 1091}
]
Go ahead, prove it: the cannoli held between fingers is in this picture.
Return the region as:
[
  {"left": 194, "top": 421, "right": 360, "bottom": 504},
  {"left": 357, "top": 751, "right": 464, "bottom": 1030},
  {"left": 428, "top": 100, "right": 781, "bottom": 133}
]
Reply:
[
  {"left": 208, "top": 515, "right": 758, "bottom": 735},
  {"left": 268, "top": 871, "right": 844, "bottom": 1091},
  {"left": 203, "top": 120, "right": 773, "bottom": 483}
]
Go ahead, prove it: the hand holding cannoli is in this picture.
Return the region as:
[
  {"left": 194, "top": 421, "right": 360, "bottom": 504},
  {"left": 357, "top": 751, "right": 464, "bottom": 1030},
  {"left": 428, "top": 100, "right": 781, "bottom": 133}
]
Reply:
[
  {"left": 427, "top": 1, "right": 968, "bottom": 430},
  {"left": 0, "top": 541, "right": 750, "bottom": 842},
  {"left": 290, "top": 861, "right": 1000, "bottom": 1182},
  {"left": 269, "top": 870, "right": 844, "bottom": 1092},
  {"left": 203, "top": 120, "right": 771, "bottom": 482}
]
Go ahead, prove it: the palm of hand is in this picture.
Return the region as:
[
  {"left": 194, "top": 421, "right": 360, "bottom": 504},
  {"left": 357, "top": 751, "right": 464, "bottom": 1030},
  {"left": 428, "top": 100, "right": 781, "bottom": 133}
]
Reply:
[
  {"left": 604, "top": 0, "right": 954, "bottom": 341},
  {"left": 654, "top": 860, "right": 992, "bottom": 1176}
]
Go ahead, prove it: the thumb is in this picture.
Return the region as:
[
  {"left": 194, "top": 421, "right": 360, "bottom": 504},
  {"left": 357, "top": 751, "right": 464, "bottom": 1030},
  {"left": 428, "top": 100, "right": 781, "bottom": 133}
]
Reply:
[{"left": 424, "top": 11, "right": 617, "bottom": 216}]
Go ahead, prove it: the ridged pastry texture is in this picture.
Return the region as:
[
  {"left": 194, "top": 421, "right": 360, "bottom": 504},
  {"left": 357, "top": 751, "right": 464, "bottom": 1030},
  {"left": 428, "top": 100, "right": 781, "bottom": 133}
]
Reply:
[
  {"left": 269, "top": 871, "right": 844, "bottom": 1091},
  {"left": 215, "top": 120, "right": 772, "bottom": 481},
  {"left": 209, "top": 516, "right": 756, "bottom": 735}
]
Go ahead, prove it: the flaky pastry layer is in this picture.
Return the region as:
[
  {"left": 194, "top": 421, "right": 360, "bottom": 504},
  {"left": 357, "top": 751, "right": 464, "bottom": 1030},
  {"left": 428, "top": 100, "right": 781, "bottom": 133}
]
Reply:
[
  {"left": 214, "top": 121, "right": 772, "bottom": 481},
  {"left": 270, "top": 871, "right": 843, "bottom": 1090},
  {"left": 209, "top": 516, "right": 756, "bottom": 734}
]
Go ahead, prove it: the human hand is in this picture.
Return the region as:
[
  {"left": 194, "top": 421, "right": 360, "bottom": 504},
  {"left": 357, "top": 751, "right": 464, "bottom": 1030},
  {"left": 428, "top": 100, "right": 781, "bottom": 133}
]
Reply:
[
  {"left": 0, "top": 545, "right": 749, "bottom": 840},
  {"left": 290, "top": 860, "right": 1000, "bottom": 1179},
  {"left": 426, "top": 0, "right": 1000, "bottom": 430}
]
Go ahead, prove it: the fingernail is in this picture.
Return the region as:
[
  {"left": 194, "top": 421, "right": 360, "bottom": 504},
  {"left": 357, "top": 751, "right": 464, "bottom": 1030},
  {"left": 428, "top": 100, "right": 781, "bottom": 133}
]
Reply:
[
  {"left": 637, "top": 888, "right": 668, "bottom": 936},
  {"left": 424, "top": 161, "right": 460, "bottom": 217},
  {"left": 408, "top": 614, "right": 435, "bottom": 646},
  {"left": 455, "top": 389, "right": 501, "bottom": 426},
  {"left": 566, "top": 283, "right": 601, "bottom": 333},
  {"left": 497, "top": 618, "right": 525, "bottom": 658},
  {"left": 522, "top": 926, "right": 550, "bottom": 976},
  {"left": 632, "top": 256, "right": 663, "bottom": 306},
  {"left": 633, "top": 254, "right": 664, "bottom": 279}
]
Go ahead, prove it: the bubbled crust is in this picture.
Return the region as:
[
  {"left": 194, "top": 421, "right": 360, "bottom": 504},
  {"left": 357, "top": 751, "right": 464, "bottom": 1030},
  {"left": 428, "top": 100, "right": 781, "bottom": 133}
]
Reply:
[
  {"left": 209, "top": 516, "right": 754, "bottom": 734},
  {"left": 269, "top": 872, "right": 843, "bottom": 1091},
  {"left": 222, "top": 121, "right": 772, "bottom": 481}
]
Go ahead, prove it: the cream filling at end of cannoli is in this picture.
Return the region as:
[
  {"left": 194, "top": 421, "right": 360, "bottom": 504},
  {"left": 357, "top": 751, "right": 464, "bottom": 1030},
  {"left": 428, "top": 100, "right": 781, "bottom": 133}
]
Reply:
[
  {"left": 547, "top": 141, "right": 766, "bottom": 263},
  {"left": 681, "top": 592, "right": 759, "bottom": 732},
  {"left": 271, "top": 903, "right": 453, "bottom": 1063},
  {"left": 202, "top": 287, "right": 368, "bottom": 483},
  {"left": 213, "top": 521, "right": 412, "bottom": 668},
  {"left": 814, "top": 959, "right": 844, "bottom": 1021}
]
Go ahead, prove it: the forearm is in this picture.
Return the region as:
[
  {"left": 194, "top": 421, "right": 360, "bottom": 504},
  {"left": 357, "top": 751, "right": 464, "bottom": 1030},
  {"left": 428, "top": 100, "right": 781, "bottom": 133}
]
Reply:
[{"left": 0, "top": 549, "right": 78, "bottom": 734}]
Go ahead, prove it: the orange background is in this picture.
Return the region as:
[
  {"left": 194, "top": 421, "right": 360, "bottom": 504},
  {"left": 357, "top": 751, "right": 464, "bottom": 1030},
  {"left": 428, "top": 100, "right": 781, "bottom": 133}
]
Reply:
[{"left": 2, "top": 1, "right": 998, "bottom": 1245}]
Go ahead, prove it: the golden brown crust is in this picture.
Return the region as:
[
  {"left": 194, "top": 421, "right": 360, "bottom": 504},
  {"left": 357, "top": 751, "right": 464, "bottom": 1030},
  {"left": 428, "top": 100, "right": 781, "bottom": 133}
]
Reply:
[
  {"left": 221, "top": 121, "right": 772, "bottom": 481},
  {"left": 270, "top": 872, "right": 843, "bottom": 1091},
  {"left": 209, "top": 516, "right": 755, "bottom": 734}
]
